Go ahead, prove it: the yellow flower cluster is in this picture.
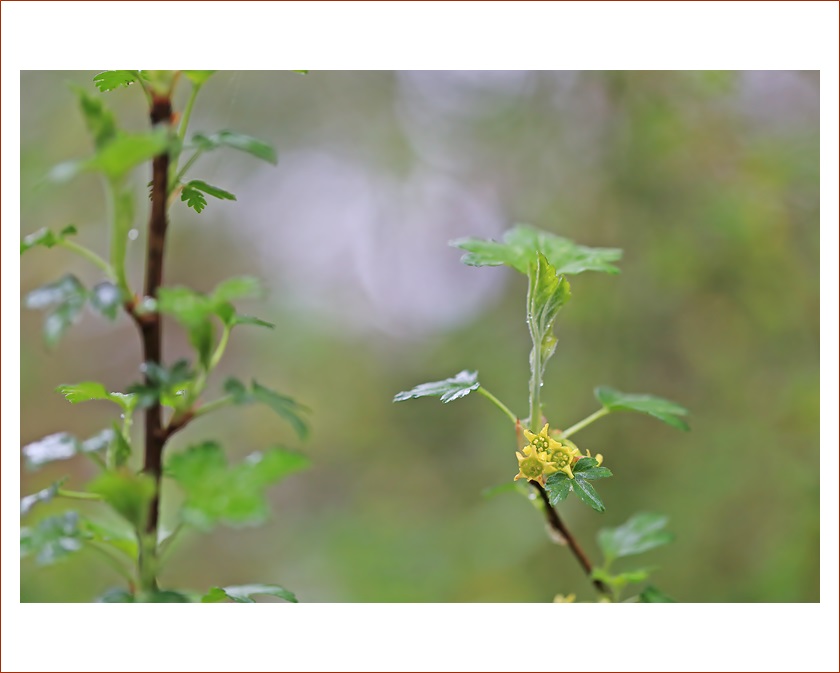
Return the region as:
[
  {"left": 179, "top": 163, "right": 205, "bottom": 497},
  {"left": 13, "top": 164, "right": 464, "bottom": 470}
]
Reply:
[{"left": 514, "top": 423, "right": 602, "bottom": 486}]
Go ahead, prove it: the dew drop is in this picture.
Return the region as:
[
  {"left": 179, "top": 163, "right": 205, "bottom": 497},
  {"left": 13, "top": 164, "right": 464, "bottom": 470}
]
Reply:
[{"left": 128, "top": 229, "right": 139, "bottom": 241}]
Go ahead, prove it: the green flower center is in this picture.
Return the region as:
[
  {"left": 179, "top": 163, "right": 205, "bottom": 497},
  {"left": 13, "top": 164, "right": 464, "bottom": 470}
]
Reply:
[
  {"left": 531, "top": 436, "right": 550, "bottom": 451},
  {"left": 551, "top": 448, "right": 573, "bottom": 468},
  {"left": 521, "top": 457, "right": 543, "bottom": 479}
]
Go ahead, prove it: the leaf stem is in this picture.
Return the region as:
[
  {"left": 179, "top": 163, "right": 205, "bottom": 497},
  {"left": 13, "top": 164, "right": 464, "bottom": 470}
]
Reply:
[
  {"left": 562, "top": 407, "right": 610, "bottom": 438},
  {"left": 57, "top": 240, "right": 114, "bottom": 278},
  {"left": 57, "top": 488, "right": 103, "bottom": 501},
  {"left": 209, "top": 324, "right": 231, "bottom": 371},
  {"left": 193, "top": 394, "right": 234, "bottom": 419},
  {"left": 477, "top": 386, "right": 518, "bottom": 425},
  {"left": 530, "top": 481, "right": 613, "bottom": 600},
  {"left": 526, "top": 273, "right": 541, "bottom": 428}
]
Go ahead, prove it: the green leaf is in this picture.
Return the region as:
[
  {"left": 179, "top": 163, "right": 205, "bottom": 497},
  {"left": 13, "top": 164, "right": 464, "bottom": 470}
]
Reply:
[
  {"left": 595, "top": 386, "right": 690, "bottom": 431},
  {"left": 22, "top": 428, "right": 114, "bottom": 469},
  {"left": 71, "top": 84, "right": 117, "bottom": 149},
  {"left": 87, "top": 470, "right": 156, "bottom": 529},
  {"left": 20, "top": 225, "right": 78, "bottom": 255},
  {"left": 97, "top": 588, "right": 135, "bottom": 603},
  {"left": 86, "top": 129, "right": 171, "bottom": 181},
  {"left": 211, "top": 276, "right": 261, "bottom": 303},
  {"left": 393, "top": 370, "right": 480, "bottom": 404},
  {"left": 55, "top": 381, "right": 136, "bottom": 412},
  {"left": 182, "top": 70, "right": 216, "bottom": 86},
  {"left": 573, "top": 456, "right": 599, "bottom": 472},
  {"left": 180, "top": 184, "right": 207, "bottom": 213},
  {"left": 21, "top": 480, "right": 64, "bottom": 516},
  {"left": 527, "top": 253, "right": 571, "bottom": 379},
  {"left": 639, "top": 585, "right": 676, "bottom": 603},
  {"left": 570, "top": 477, "right": 606, "bottom": 512},
  {"left": 192, "top": 130, "right": 277, "bottom": 165},
  {"left": 186, "top": 179, "right": 236, "bottom": 202},
  {"left": 166, "top": 442, "right": 309, "bottom": 530},
  {"left": 142, "top": 590, "right": 193, "bottom": 603},
  {"left": 201, "top": 583, "right": 298, "bottom": 603},
  {"left": 591, "top": 566, "right": 652, "bottom": 587},
  {"left": 81, "top": 519, "right": 137, "bottom": 559},
  {"left": 544, "top": 473, "right": 572, "bottom": 506},
  {"left": 24, "top": 274, "right": 88, "bottom": 347},
  {"left": 128, "top": 360, "right": 194, "bottom": 409},
  {"left": 93, "top": 70, "right": 140, "bottom": 93},
  {"left": 574, "top": 466, "right": 613, "bottom": 481},
  {"left": 451, "top": 224, "right": 623, "bottom": 276},
  {"left": 88, "top": 282, "right": 122, "bottom": 320},
  {"left": 20, "top": 512, "right": 85, "bottom": 565},
  {"left": 110, "top": 422, "right": 133, "bottom": 468},
  {"left": 224, "top": 378, "right": 310, "bottom": 440},
  {"left": 597, "top": 513, "right": 674, "bottom": 563}
]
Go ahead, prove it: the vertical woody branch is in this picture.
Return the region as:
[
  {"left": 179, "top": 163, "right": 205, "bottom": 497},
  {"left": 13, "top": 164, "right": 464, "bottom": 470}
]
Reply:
[{"left": 141, "top": 94, "right": 173, "bottom": 542}]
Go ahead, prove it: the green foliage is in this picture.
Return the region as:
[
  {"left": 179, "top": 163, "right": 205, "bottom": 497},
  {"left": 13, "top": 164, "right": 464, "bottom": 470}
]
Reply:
[
  {"left": 20, "top": 480, "right": 64, "bottom": 516},
  {"left": 224, "top": 378, "right": 310, "bottom": 440},
  {"left": 22, "top": 429, "right": 114, "bottom": 469},
  {"left": 20, "top": 512, "right": 85, "bottom": 565},
  {"left": 393, "top": 370, "right": 480, "bottom": 404},
  {"left": 527, "top": 253, "right": 571, "bottom": 382},
  {"left": 201, "top": 584, "right": 297, "bottom": 603},
  {"left": 451, "top": 224, "right": 622, "bottom": 276},
  {"left": 87, "top": 471, "right": 156, "bottom": 530},
  {"left": 545, "top": 457, "right": 613, "bottom": 512},
  {"left": 93, "top": 70, "right": 140, "bottom": 93},
  {"left": 166, "top": 442, "right": 309, "bottom": 530},
  {"left": 20, "top": 225, "right": 77, "bottom": 254},
  {"left": 180, "top": 179, "right": 236, "bottom": 214},
  {"left": 597, "top": 513, "right": 674, "bottom": 564},
  {"left": 595, "top": 386, "right": 690, "bottom": 431},
  {"left": 24, "top": 274, "right": 88, "bottom": 347},
  {"left": 22, "top": 69, "right": 308, "bottom": 603},
  {"left": 55, "top": 381, "right": 136, "bottom": 411},
  {"left": 191, "top": 130, "right": 278, "bottom": 165},
  {"left": 639, "top": 585, "right": 675, "bottom": 603}
]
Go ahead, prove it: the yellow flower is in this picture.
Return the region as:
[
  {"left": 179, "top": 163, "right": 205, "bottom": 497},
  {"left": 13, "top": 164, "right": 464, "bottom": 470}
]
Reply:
[
  {"left": 513, "top": 444, "right": 557, "bottom": 485},
  {"left": 523, "top": 423, "right": 563, "bottom": 454},
  {"left": 553, "top": 593, "right": 576, "bottom": 603}
]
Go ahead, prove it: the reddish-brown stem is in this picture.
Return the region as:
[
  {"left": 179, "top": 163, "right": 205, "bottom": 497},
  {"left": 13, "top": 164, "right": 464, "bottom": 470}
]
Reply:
[
  {"left": 530, "top": 481, "right": 612, "bottom": 600},
  {"left": 140, "top": 94, "right": 173, "bottom": 547}
]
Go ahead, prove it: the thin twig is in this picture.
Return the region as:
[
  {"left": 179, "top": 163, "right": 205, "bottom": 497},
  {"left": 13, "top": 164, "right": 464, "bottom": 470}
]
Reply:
[{"left": 530, "top": 481, "right": 612, "bottom": 600}]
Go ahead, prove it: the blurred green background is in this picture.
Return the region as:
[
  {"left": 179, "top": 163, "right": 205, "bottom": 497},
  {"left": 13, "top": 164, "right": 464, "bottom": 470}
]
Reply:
[{"left": 20, "top": 71, "right": 819, "bottom": 602}]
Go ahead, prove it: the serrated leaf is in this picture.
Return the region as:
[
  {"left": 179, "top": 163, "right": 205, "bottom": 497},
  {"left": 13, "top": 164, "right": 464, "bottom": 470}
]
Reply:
[
  {"left": 55, "top": 381, "right": 136, "bottom": 412},
  {"left": 597, "top": 513, "right": 674, "bottom": 563},
  {"left": 182, "top": 70, "right": 216, "bottom": 86},
  {"left": 202, "top": 583, "right": 297, "bottom": 603},
  {"left": 20, "top": 225, "right": 78, "bottom": 255},
  {"left": 71, "top": 84, "right": 118, "bottom": 149},
  {"left": 574, "top": 466, "right": 613, "bottom": 480},
  {"left": 186, "top": 179, "right": 236, "bottom": 202},
  {"left": 224, "top": 378, "right": 310, "bottom": 440},
  {"left": 20, "top": 512, "right": 85, "bottom": 565},
  {"left": 88, "top": 281, "right": 122, "bottom": 320},
  {"left": 87, "top": 470, "right": 156, "bottom": 529},
  {"left": 191, "top": 130, "right": 277, "bottom": 165},
  {"left": 595, "top": 386, "right": 690, "bottom": 431},
  {"left": 166, "top": 442, "right": 309, "bottom": 530},
  {"left": 451, "top": 224, "right": 623, "bottom": 276},
  {"left": 86, "top": 129, "right": 171, "bottom": 181},
  {"left": 393, "top": 370, "right": 480, "bottom": 404},
  {"left": 24, "top": 274, "right": 87, "bottom": 347},
  {"left": 180, "top": 184, "right": 207, "bottom": 213},
  {"left": 81, "top": 519, "right": 137, "bottom": 559},
  {"left": 545, "top": 473, "right": 572, "bottom": 506},
  {"left": 21, "top": 480, "right": 64, "bottom": 516},
  {"left": 93, "top": 70, "right": 139, "bottom": 93},
  {"left": 570, "top": 477, "right": 606, "bottom": 512},
  {"left": 639, "top": 585, "right": 676, "bottom": 603}
]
